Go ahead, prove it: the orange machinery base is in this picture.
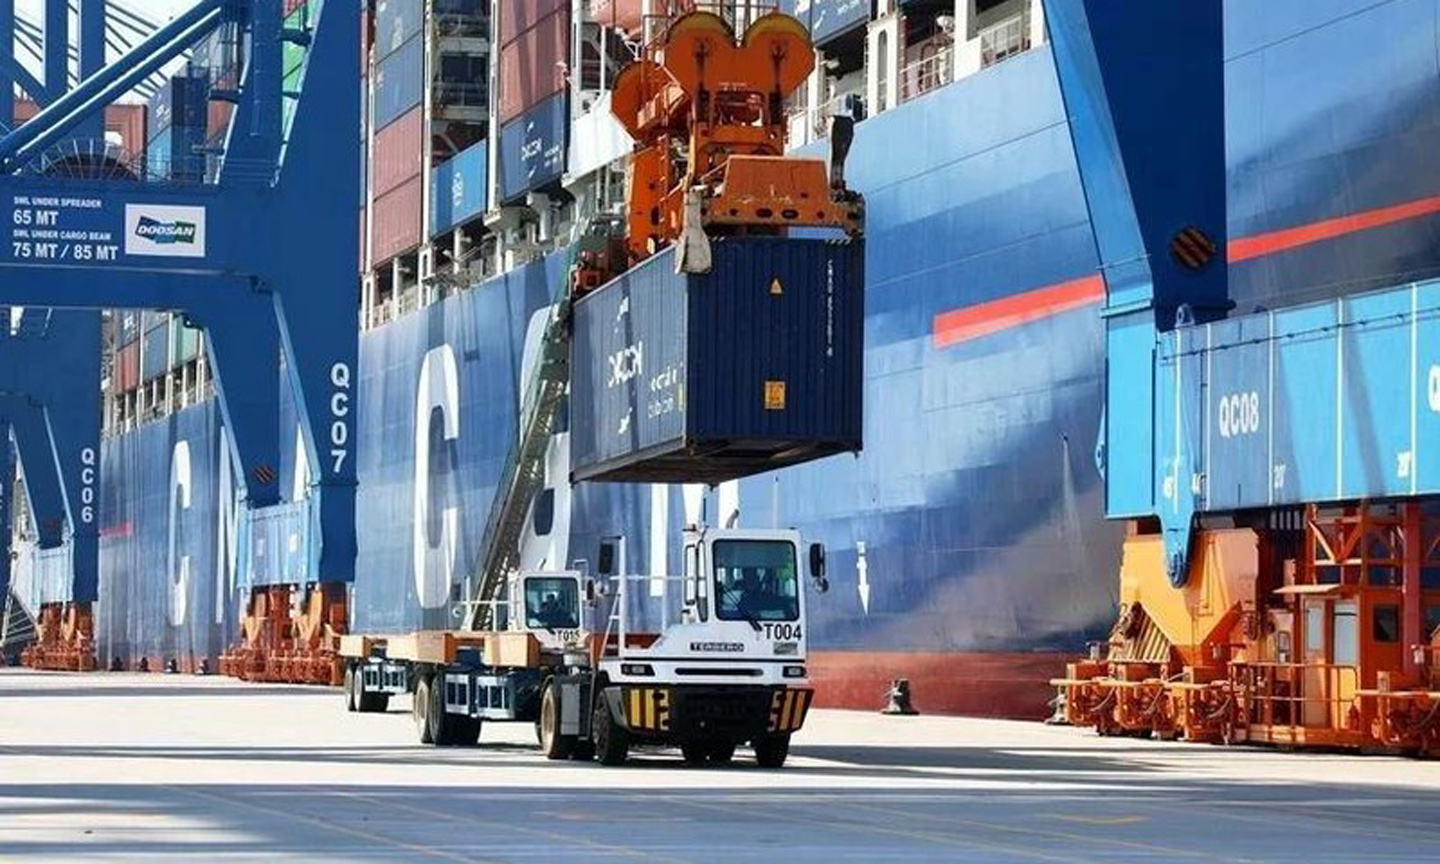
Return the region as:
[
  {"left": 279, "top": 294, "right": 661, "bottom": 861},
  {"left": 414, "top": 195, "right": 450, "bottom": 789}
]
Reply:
[
  {"left": 218, "top": 583, "right": 346, "bottom": 686},
  {"left": 20, "top": 602, "right": 96, "bottom": 672}
]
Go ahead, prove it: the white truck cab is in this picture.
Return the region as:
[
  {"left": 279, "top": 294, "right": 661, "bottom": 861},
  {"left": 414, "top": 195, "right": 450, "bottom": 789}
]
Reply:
[
  {"left": 538, "top": 527, "right": 828, "bottom": 768},
  {"left": 503, "top": 570, "right": 587, "bottom": 651}
]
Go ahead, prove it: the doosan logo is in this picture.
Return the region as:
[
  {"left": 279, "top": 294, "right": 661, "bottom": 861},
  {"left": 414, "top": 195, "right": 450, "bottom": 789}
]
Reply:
[
  {"left": 124, "top": 204, "right": 207, "bottom": 258},
  {"left": 135, "top": 217, "right": 198, "bottom": 245}
]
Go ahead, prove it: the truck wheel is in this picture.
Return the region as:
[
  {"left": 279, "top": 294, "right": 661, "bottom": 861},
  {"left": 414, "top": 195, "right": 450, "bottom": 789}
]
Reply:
[
  {"left": 453, "top": 716, "right": 482, "bottom": 746},
  {"left": 708, "top": 741, "right": 736, "bottom": 764},
  {"left": 359, "top": 690, "right": 390, "bottom": 713},
  {"left": 593, "top": 701, "right": 629, "bottom": 766},
  {"left": 753, "top": 734, "right": 790, "bottom": 768},
  {"left": 413, "top": 675, "right": 434, "bottom": 744},
  {"left": 427, "top": 673, "right": 452, "bottom": 745},
  {"left": 343, "top": 664, "right": 358, "bottom": 712},
  {"left": 539, "top": 681, "right": 575, "bottom": 760}
]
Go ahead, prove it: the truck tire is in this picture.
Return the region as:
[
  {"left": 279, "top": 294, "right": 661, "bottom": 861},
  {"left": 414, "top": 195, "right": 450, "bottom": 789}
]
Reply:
[
  {"left": 753, "top": 734, "right": 790, "bottom": 768},
  {"left": 427, "top": 673, "right": 453, "bottom": 745},
  {"left": 593, "top": 700, "right": 629, "bottom": 766},
  {"left": 413, "top": 675, "right": 434, "bottom": 744},
  {"left": 539, "top": 681, "right": 575, "bottom": 760},
  {"left": 708, "top": 741, "right": 736, "bottom": 764},
  {"left": 453, "top": 716, "right": 482, "bottom": 746},
  {"left": 681, "top": 742, "right": 709, "bottom": 765},
  {"left": 343, "top": 665, "right": 358, "bottom": 712}
]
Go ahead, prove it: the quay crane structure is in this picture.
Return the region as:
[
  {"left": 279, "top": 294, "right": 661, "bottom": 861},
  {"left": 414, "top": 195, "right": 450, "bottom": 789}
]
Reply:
[
  {"left": 0, "top": 0, "right": 360, "bottom": 683},
  {"left": 1047, "top": 0, "right": 1440, "bottom": 756}
]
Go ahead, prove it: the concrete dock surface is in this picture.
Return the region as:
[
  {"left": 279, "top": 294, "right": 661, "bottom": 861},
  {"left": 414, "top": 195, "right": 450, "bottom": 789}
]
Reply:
[{"left": 1, "top": 668, "right": 1437, "bottom": 862}]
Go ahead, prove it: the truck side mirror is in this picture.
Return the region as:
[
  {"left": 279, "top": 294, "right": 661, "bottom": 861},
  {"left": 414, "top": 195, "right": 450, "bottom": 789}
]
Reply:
[
  {"left": 809, "top": 543, "right": 829, "bottom": 594},
  {"left": 598, "top": 540, "right": 617, "bottom": 576},
  {"left": 584, "top": 577, "right": 598, "bottom": 605}
]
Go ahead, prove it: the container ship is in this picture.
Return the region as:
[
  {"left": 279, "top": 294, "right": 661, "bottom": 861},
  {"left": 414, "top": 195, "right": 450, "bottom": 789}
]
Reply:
[{"left": 7, "top": 0, "right": 1440, "bottom": 718}]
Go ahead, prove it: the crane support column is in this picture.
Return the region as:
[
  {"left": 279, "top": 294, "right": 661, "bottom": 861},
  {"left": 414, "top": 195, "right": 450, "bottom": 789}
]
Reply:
[{"left": 1045, "top": 0, "right": 1228, "bottom": 584}]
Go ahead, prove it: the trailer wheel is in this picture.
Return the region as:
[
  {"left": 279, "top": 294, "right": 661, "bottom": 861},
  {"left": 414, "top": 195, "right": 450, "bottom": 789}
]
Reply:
[
  {"left": 343, "top": 664, "right": 358, "bottom": 712},
  {"left": 358, "top": 689, "right": 390, "bottom": 713},
  {"left": 413, "top": 675, "right": 435, "bottom": 744},
  {"left": 427, "top": 673, "right": 453, "bottom": 745},
  {"left": 753, "top": 734, "right": 790, "bottom": 768},
  {"left": 708, "top": 741, "right": 736, "bottom": 764},
  {"left": 539, "top": 681, "right": 575, "bottom": 760},
  {"left": 453, "top": 716, "right": 482, "bottom": 747},
  {"left": 593, "top": 700, "right": 629, "bottom": 766}
]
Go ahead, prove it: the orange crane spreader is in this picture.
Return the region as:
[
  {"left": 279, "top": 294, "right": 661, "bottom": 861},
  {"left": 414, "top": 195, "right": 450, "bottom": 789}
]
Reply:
[{"left": 598, "top": 9, "right": 861, "bottom": 281}]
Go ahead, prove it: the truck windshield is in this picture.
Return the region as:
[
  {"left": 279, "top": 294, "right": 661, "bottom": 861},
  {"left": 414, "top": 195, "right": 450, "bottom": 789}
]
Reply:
[
  {"left": 524, "top": 577, "right": 580, "bottom": 630},
  {"left": 713, "top": 540, "right": 800, "bottom": 622}
]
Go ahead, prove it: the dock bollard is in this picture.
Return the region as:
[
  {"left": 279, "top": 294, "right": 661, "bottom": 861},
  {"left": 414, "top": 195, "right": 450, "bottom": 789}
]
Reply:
[
  {"left": 109, "top": 656, "right": 123, "bottom": 672},
  {"left": 164, "top": 658, "right": 179, "bottom": 674},
  {"left": 882, "top": 678, "right": 919, "bottom": 715}
]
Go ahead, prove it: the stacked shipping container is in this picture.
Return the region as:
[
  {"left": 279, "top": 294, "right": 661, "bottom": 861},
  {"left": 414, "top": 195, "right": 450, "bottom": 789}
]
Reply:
[
  {"left": 146, "top": 74, "right": 207, "bottom": 182},
  {"left": 497, "top": 0, "right": 568, "bottom": 203},
  {"left": 371, "top": 0, "right": 426, "bottom": 266}
]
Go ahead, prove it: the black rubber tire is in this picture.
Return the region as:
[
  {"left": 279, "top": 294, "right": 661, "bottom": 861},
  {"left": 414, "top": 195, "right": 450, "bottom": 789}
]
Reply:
[
  {"left": 708, "top": 741, "right": 736, "bottom": 765},
  {"left": 343, "top": 665, "right": 358, "bottom": 713},
  {"left": 539, "top": 681, "right": 575, "bottom": 760},
  {"left": 681, "top": 742, "right": 709, "bottom": 766},
  {"left": 358, "top": 690, "right": 390, "bottom": 713},
  {"left": 413, "top": 675, "right": 435, "bottom": 745},
  {"left": 569, "top": 740, "right": 596, "bottom": 761},
  {"left": 593, "top": 700, "right": 630, "bottom": 766},
  {"left": 453, "top": 716, "right": 483, "bottom": 747},
  {"left": 753, "top": 734, "right": 790, "bottom": 768},
  {"left": 427, "top": 673, "right": 452, "bottom": 745}
]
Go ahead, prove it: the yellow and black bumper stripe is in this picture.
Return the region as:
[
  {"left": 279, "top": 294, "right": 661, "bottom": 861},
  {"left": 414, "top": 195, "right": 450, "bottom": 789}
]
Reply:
[
  {"left": 624, "top": 686, "right": 671, "bottom": 732},
  {"left": 768, "top": 688, "right": 813, "bottom": 733}
]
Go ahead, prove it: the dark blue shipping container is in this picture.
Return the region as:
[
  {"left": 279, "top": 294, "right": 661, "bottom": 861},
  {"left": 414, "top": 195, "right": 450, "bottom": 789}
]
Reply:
[
  {"left": 571, "top": 236, "right": 865, "bottom": 483},
  {"left": 149, "top": 74, "right": 207, "bottom": 137},
  {"left": 375, "top": 0, "right": 423, "bottom": 58},
  {"left": 781, "top": 0, "right": 869, "bottom": 46},
  {"left": 373, "top": 34, "right": 423, "bottom": 129},
  {"left": 141, "top": 323, "right": 170, "bottom": 381},
  {"left": 498, "top": 92, "right": 566, "bottom": 203},
  {"left": 431, "top": 139, "right": 488, "bottom": 235}
]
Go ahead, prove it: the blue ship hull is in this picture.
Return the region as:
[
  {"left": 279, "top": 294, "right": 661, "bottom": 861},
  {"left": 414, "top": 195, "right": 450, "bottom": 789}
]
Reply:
[{"left": 58, "top": 0, "right": 1440, "bottom": 716}]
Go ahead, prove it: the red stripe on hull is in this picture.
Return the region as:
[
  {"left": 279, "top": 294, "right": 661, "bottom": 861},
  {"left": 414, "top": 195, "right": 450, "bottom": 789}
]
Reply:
[
  {"left": 1228, "top": 195, "right": 1440, "bottom": 262},
  {"left": 808, "top": 649, "right": 1073, "bottom": 720},
  {"left": 932, "top": 276, "right": 1104, "bottom": 349},
  {"left": 933, "top": 194, "right": 1440, "bottom": 349}
]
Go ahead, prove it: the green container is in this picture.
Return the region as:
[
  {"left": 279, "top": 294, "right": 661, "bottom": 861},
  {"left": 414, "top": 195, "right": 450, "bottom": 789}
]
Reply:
[{"left": 171, "top": 323, "right": 202, "bottom": 366}]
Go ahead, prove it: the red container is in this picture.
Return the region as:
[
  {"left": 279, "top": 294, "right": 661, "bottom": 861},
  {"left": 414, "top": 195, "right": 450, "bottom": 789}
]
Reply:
[
  {"left": 371, "top": 175, "right": 423, "bottom": 264},
  {"left": 284, "top": 0, "right": 308, "bottom": 15},
  {"left": 499, "top": 9, "right": 569, "bottom": 124},
  {"left": 500, "top": 0, "right": 569, "bottom": 46},
  {"left": 372, "top": 105, "right": 423, "bottom": 196},
  {"left": 14, "top": 101, "right": 146, "bottom": 157},
  {"left": 116, "top": 342, "right": 140, "bottom": 392},
  {"left": 208, "top": 101, "right": 234, "bottom": 139}
]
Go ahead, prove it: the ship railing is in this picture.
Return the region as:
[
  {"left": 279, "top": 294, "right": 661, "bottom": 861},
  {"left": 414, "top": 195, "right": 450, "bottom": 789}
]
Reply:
[
  {"left": 786, "top": 91, "right": 864, "bottom": 147},
  {"left": 899, "top": 46, "right": 953, "bottom": 104},
  {"left": 435, "top": 81, "right": 488, "bottom": 109},
  {"left": 434, "top": 13, "right": 488, "bottom": 40},
  {"left": 1230, "top": 661, "right": 1362, "bottom": 730},
  {"left": 980, "top": 11, "right": 1031, "bottom": 69}
]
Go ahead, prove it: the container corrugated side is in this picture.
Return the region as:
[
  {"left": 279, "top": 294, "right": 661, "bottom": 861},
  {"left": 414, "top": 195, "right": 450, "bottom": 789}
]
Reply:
[
  {"left": 171, "top": 324, "right": 202, "bottom": 366},
  {"left": 498, "top": 9, "right": 569, "bottom": 124},
  {"left": 376, "top": 0, "right": 423, "bottom": 58},
  {"left": 16, "top": 101, "right": 147, "bottom": 156},
  {"left": 431, "top": 139, "right": 488, "bottom": 235},
  {"left": 371, "top": 175, "right": 424, "bottom": 264},
  {"left": 589, "top": 0, "right": 642, "bottom": 36},
  {"left": 499, "top": 0, "right": 568, "bottom": 45},
  {"left": 116, "top": 342, "right": 140, "bottom": 391},
  {"left": 141, "top": 324, "right": 170, "bottom": 382},
  {"left": 373, "top": 105, "right": 424, "bottom": 197},
  {"left": 570, "top": 236, "right": 865, "bottom": 483},
  {"left": 498, "top": 92, "right": 566, "bottom": 202},
  {"left": 374, "top": 34, "right": 423, "bottom": 129}
]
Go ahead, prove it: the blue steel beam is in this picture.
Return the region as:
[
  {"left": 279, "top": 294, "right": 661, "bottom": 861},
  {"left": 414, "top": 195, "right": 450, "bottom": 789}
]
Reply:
[
  {"left": 0, "top": 0, "right": 360, "bottom": 583},
  {"left": 75, "top": 0, "right": 106, "bottom": 142},
  {"left": 44, "top": 0, "right": 66, "bottom": 105},
  {"left": 0, "top": 0, "right": 225, "bottom": 167},
  {"left": 0, "top": 0, "right": 11, "bottom": 127},
  {"left": 0, "top": 309, "right": 103, "bottom": 603},
  {"left": 1044, "top": 0, "right": 1227, "bottom": 585},
  {"left": 0, "top": 425, "right": 10, "bottom": 601}
]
